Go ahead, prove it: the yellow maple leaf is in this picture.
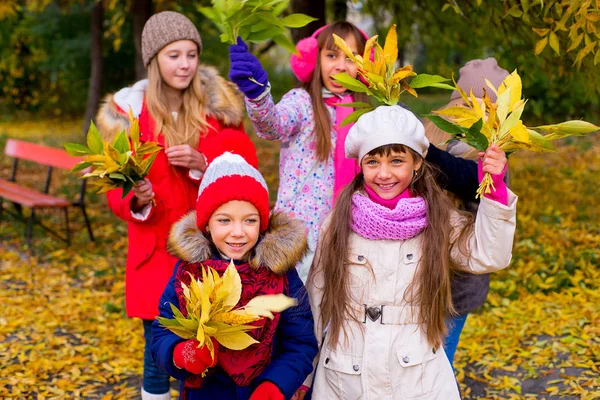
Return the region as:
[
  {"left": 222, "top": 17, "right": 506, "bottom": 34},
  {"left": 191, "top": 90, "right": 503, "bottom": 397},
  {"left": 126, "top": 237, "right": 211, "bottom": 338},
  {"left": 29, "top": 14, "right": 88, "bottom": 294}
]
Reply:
[{"left": 157, "top": 261, "right": 298, "bottom": 363}]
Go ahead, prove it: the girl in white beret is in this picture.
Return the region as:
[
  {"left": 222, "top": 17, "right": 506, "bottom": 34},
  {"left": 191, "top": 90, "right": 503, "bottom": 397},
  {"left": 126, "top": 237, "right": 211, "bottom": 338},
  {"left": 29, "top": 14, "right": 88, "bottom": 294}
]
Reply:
[{"left": 303, "top": 105, "right": 518, "bottom": 399}]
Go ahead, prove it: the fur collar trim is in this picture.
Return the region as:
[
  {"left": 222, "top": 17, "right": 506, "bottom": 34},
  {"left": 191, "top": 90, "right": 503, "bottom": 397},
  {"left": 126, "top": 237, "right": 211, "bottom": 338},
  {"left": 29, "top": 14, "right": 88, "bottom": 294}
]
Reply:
[
  {"left": 167, "top": 211, "right": 308, "bottom": 275},
  {"left": 95, "top": 64, "right": 244, "bottom": 140}
]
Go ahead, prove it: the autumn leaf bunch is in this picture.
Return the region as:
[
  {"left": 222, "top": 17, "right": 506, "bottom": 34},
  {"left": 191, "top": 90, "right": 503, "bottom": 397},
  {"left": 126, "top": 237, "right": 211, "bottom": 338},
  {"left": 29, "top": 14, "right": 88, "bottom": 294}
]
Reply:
[
  {"left": 64, "top": 112, "right": 161, "bottom": 197},
  {"left": 427, "top": 70, "right": 599, "bottom": 197},
  {"left": 331, "top": 24, "right": 455, "bottom": 126},
  {"left": 157, "top": 261, "right": 297, "bottom": 363},
  {"left": 199, "top": 0, "right": 316, "bottom": 53}
]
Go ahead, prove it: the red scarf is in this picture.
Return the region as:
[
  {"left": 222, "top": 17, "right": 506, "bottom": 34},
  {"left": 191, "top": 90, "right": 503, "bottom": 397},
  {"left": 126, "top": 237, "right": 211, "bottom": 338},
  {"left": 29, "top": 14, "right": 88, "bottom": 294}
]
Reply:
[{"left": 175, "top": 259, "right": 287, "bottom": 387}]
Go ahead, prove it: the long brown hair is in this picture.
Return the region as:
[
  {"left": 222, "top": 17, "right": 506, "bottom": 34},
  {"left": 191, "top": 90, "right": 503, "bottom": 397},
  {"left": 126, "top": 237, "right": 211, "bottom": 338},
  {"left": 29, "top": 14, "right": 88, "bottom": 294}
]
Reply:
[
  {"left": 303, "top": 22, "right": 368, "bottom": 161},
  {"left": 309, "top": 144, "right": 474, "bottom": 349},
  {"left": 146, "top": 56, "right": 213, "bottom": 147}
]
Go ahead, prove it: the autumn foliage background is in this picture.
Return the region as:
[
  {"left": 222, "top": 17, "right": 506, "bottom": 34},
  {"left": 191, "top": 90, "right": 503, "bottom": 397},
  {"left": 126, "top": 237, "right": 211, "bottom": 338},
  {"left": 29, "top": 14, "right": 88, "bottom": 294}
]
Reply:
[{"left": 1, "top": 1, "right": 600, "bottom": 399}]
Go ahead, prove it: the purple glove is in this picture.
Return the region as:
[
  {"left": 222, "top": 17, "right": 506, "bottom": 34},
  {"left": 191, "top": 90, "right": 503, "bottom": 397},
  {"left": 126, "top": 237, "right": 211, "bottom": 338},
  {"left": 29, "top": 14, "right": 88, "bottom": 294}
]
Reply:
[{"left": 229, "top": 37, "right": 269, "bottom": 99}]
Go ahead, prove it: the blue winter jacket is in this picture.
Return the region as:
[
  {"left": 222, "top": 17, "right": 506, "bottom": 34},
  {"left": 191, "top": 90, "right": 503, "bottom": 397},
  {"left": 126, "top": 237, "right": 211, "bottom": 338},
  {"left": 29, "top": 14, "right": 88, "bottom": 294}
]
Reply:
[{"left": 150, "top": 211, "right": 318, "bottom": 400}]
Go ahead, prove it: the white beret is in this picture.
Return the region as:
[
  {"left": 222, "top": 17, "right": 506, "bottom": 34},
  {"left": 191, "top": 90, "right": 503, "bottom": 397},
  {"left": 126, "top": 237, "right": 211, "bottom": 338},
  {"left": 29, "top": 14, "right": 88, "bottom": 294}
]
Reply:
[{"left": 345, "top": 105, "right": 429, "bottom": 161}]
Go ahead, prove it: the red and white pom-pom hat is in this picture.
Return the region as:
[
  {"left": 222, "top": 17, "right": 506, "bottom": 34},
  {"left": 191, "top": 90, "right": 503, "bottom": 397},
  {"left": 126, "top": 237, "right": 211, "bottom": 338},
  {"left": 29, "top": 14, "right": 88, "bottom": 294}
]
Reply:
[{"left": 195, "top": 131, "right": 270, "bottom": 233}]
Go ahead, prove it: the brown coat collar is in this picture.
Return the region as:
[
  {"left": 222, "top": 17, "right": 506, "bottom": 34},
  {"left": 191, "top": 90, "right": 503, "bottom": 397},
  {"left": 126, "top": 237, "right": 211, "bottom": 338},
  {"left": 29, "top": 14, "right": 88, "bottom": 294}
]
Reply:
[{"left": 167, "top": 211, "right": 308, "bottom": 275}]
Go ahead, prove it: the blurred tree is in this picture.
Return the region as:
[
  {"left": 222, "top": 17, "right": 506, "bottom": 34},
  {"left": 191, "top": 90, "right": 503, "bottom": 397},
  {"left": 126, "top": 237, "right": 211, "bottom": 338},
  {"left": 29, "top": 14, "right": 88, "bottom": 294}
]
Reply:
[
  {"left": 131, "top": 0, "right": 152, "bottom": 80},
  {"left": 82, "top": 0, "right": 103, "bottom": 136},
  {"left": 360, "top": 0, "right": 599, "bottom": 122},
  {"left": 290, "top": 0, "right": 325, "bottom": 42}
]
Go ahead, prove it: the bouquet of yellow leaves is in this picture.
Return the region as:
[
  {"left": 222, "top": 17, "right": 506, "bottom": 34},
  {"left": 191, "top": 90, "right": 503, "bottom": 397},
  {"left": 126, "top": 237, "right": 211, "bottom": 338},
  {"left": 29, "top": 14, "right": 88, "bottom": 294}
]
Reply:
[
  {"left": 426, "top": 70, "right": 599, "bottom": 197},
  {"left": 64, "top": 112, "right": 161, "bottom": 198},
  {"left": 331, "top": 24, "right": 455, "bottom": 126},
  {"left": 157, "top": 261, "right": 297, "bottom": 361}
]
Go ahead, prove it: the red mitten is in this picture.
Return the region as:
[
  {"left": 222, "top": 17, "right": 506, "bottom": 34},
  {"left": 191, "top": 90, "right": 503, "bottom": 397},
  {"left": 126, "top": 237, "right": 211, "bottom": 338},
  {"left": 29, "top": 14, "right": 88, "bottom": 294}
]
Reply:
[
  {"left": 173, "top": 339, "right": 218, "bottom": 375},
  {"left": 250, "top": 381, "right": 284, "bottom": 400}
]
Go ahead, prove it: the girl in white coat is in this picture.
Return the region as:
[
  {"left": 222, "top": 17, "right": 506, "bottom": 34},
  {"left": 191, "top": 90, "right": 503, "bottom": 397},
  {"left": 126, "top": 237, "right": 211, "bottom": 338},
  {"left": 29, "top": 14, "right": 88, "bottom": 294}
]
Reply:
[{"left": 304, "top": 105, "right": 518, "bottom": 399}]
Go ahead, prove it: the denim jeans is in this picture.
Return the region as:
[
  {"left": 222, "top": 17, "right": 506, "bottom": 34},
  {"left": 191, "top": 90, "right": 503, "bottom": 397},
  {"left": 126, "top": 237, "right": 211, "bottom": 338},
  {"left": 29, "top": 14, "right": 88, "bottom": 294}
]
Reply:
[
  {"left": 142, "top": 319, "right": 171, "bottom": 394},
  {"left": 444, "top": 313, "right": 468, "bottom": 368}
]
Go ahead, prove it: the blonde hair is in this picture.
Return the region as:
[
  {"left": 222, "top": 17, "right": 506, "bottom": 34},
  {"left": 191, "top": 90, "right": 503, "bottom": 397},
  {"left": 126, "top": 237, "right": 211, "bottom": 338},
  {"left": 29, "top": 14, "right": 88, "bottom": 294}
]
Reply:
[{"left": 146, "top": 57, "right": 213, "bottom": 147}]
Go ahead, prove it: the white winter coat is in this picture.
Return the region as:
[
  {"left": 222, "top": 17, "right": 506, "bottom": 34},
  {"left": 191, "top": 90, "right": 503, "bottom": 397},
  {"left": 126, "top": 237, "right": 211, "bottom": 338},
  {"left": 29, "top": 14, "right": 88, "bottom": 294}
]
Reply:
[{"left": 306, "top": 191, "right": 518, "bottom": 399}]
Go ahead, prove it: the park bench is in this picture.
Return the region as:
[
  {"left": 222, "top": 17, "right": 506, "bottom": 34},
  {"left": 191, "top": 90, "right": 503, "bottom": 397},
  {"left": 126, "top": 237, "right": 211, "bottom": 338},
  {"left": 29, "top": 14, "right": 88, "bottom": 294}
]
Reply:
[{"left": 0, "top": 138, "right": 94, "bottom": 245}]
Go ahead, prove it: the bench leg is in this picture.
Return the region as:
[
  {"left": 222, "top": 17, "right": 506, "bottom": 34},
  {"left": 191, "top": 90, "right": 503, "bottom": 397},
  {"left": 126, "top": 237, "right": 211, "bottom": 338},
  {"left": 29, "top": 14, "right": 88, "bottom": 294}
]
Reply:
[
  {"left": 63, "top": 208, "right": 71, "bottom": 246},
  {"left": 26, "top": 209, "right": 35, "bottom": 246},
  {"left": 79, "top": 205, "right": 94, "bottom": 242}
]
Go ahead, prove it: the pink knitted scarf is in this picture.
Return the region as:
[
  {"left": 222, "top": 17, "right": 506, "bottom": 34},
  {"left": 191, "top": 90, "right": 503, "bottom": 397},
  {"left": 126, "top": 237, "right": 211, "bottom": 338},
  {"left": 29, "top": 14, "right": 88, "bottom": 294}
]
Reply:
[{"left": 351, "top": 192, "right": 428, "bottom": 240}]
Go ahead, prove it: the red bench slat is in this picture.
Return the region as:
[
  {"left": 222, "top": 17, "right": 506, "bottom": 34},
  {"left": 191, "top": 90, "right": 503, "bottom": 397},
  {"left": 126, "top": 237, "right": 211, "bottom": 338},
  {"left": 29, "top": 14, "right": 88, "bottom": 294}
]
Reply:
[
  {"left": 0, "top": 178, "right": 70, "bottom": 208},
  {"left": 5, "top": 138, "right": 84, "bottom": 170}
]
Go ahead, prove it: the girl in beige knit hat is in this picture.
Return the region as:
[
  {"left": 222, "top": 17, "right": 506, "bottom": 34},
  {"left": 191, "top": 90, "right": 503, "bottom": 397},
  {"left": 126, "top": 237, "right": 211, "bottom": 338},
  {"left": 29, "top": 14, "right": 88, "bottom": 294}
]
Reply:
[{"left": 95, "top": 11, "right": 248, "bottom": 400}]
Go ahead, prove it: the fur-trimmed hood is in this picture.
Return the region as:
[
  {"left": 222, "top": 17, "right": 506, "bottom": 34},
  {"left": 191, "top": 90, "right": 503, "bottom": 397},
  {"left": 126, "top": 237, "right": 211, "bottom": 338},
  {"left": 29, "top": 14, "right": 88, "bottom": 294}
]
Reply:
[
  {"left": 167, "top": 211, "right": 308, "bottom": 275},
  {"left": 95, "top": 64, "right": 245, "bottom": 140}
]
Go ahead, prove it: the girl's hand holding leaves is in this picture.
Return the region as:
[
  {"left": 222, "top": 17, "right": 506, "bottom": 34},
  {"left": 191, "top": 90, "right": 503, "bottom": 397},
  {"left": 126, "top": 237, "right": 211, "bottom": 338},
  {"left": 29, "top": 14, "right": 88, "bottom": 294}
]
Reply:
[
  {"left": 64, "top": 112, "right": 161, "bottom": 198},
  {"left": 426, "top": 70, "right": 600, "bottom": 197},
  {"left": 228, "top": 37, "right": 269, "bottom": 99}
]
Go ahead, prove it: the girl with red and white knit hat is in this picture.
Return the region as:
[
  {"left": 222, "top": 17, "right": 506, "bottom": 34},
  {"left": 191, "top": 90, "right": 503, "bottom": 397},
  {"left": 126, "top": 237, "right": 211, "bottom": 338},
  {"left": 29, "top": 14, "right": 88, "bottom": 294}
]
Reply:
[{"left": 150, "top": 131, "right": 318, "bottom": 400}]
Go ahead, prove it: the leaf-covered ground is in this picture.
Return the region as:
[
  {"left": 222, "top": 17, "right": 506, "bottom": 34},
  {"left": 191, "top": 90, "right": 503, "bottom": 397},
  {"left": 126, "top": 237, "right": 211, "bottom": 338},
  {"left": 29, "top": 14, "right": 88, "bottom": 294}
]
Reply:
[{"left": 0, "top": 121, "right": 598, "bottom": 399}]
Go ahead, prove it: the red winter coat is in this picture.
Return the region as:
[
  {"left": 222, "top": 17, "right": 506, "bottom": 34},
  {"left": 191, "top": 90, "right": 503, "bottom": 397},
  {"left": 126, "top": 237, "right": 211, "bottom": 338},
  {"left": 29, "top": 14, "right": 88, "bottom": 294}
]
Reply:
[{"left": 96, "top": 65, "right": 246, "bottom": 319}]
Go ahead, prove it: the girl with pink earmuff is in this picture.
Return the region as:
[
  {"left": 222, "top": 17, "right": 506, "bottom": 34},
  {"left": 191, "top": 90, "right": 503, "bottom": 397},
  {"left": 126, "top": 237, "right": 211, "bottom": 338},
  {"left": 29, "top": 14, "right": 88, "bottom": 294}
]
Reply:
[{"left": 228, "top": 22, "right": 371, "bottom": 283}]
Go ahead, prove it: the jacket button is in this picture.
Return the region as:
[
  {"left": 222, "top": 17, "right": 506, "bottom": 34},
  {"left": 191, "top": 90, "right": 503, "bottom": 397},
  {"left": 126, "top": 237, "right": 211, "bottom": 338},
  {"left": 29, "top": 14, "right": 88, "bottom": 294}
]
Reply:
[
  {"left": 145, "top": 253, "right": 150, "bottom": 258},
  {"left": 357, "top": 255, "right": 364, "bottom": 261},
  {"left": 353, "top": 364, "right": 359, "bottom": 371},
  {"left": 406, "top": 253, "right": 413, "bottom": 260},
  {"left": 402, "top": 356, "right": 410, "bottom": 363},
  {"left": 325, "top": 358, "right": 329, "bottom": 364}
]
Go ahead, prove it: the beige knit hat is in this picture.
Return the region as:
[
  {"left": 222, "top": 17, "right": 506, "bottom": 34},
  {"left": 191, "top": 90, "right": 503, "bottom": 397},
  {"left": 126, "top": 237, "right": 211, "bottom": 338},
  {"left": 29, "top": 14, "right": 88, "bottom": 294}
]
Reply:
[
  {"left": 141, "top": 11, "right": 203, "bottom": 67},
  {"left": 450, "top": 57, "right": 509, "bottom": 102}
]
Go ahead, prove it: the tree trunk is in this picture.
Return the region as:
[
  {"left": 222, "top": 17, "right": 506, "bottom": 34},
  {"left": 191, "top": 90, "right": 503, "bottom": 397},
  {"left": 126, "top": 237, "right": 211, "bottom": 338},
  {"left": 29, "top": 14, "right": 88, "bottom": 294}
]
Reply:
[
  {"left": 132, "top": 0, "right": 152, "bottom": 81},
  {"left": 290, "top": 0, "right": 326, "bottom": 43},
  {"left": 82, "top": 1, "right": 104, "bottom": 139},
  {"left": 332, "top": 0, "right": 348, "bottom": 22}
]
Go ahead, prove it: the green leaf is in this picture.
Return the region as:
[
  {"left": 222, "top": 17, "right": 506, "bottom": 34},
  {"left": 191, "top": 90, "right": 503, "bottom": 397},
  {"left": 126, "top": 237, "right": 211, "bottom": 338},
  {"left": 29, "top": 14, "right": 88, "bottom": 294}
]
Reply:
[
  {"left": 64, "top": 142, "right": 92, "bottom": 156},
  {"left": 409, "top": 74, "right": 451, "bottom": 89},
  {"left": 198, "top": 7, "right": 220, "bottom": 25},
  {"left": 272, "top": 33, "right": 298, "bottom": 54},
  {"left": 336, "top": 101, "right": 373, "bottom": 109},
  {"left": 464, "top": 119, "right": 488, "bottom": 151},
  {"left": 86, "top": 122, "right": 103, "bottom": 155},
  {"left": 331, "top": 72, "right": 370, "bottom": 93},
  {"left": 340, "top": 107, "right": 374, "bottom": 127},
  {"left": 280, "top": 13, "right": 318, "bottom": 28},
  {"left": 112, "top": 132, "right": 130, "bottom": 154},
  {"left": 121, "top": 180, "right": 134, "bottom": 198},
  {"left": 247, "top": 26, "right": 285, "bottom": 42},
  {"left": 533, "top": 120, "right": 599, "bottom": 138},
  {"left": 424, "top": 115, "right": 466, "bottom": 136},
  {"left": 71, "top": 161, "right": 92, "bottom": 172},
  {"left": 549, "top": 31, "right": 560, "bottom": 55},
  {"left": 429, "top": 82, "right": 456, "bottom": 91},
  {"left": 108, "top": 172, "right": 126, "bottom": 181},
  {"left": 498, "top": 100, "right": 526, "bottom": 138}
]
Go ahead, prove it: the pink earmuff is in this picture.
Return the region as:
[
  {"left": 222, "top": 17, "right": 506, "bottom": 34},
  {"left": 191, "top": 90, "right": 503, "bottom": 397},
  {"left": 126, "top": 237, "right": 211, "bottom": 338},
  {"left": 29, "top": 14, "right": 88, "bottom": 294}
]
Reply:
[{"left": 290, "top": 24, "right": 370, "bottom": 83}]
